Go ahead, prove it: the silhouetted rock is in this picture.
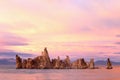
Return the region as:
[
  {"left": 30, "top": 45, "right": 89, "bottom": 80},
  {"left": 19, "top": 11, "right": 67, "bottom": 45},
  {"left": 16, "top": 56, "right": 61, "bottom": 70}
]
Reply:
[
  {"left": 106, "top": 58, "right": 112, "bottom": 69},
  {"left": 16, "top": 55, "right": 22, "bottom": 69}
]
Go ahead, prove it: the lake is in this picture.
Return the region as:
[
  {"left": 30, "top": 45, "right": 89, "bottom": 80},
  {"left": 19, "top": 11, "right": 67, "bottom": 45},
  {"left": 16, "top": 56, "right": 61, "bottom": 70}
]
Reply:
[{"left": 0, "top": 65, "right": 120, "bottom": 80}]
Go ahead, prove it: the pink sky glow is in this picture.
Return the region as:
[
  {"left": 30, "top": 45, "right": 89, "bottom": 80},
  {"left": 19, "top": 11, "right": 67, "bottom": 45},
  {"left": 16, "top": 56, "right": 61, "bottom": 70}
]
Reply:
[{"left": 0, "top": 0, "right": 120, "bottom": 61}]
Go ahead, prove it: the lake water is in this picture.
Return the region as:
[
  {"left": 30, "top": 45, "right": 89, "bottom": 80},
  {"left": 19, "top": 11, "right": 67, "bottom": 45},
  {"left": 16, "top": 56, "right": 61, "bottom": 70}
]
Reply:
[{"left": 0, "top": 66, "right": 120, "bottom": 80}]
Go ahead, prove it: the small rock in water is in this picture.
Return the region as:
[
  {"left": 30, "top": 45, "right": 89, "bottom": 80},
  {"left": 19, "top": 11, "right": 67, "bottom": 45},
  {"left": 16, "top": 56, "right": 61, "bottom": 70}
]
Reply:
[{"left": 106, "top": 58, "right": 113, "bottom": 69}]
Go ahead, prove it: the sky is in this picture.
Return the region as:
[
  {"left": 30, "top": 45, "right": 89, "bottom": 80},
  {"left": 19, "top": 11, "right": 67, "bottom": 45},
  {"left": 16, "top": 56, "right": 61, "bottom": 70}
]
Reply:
[{"left": 0, "top": 0, "right": 120, "bottom": 61}]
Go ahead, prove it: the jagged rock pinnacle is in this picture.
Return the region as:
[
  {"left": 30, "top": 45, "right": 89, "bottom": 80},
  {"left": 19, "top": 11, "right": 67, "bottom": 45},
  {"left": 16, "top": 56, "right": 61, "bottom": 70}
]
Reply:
[{"left": 106, "top": 58, "right": 112, "bottom": 69}]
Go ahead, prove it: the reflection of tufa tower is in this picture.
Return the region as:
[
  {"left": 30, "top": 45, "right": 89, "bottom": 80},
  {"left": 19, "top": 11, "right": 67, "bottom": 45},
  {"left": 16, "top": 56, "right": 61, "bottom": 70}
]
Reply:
[{"left": 106, "top": 58, "right": 112, "bottom": 69}]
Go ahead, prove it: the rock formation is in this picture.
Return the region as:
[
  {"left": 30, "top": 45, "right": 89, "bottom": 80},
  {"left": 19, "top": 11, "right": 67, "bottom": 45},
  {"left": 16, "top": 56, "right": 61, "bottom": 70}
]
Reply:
[
  {"left": 51, "top": 56, "right": 69, "bottom": 69},
  {"left": 53, "top": 56, "right": 60, "bottom": 69},
  {"left": 64, "top": 56, "right": 71, "bottom": 69},
  {"left": 77, "top": 59, "right": 83, "bottom": 69},
  {"left": 80, "top": 58, "right": 88, "bottom": 69},
  {"left": 26, "top": 58, "right": 34, "bottom": 69},
  {"left": 15, "top": 47, "right": 112, "bottom": 69},
  {"left": 71, "top": 58, "right": 88, "bottom": 69},
  {"left": 88, "top": 59, "right": 95, "bottom": 69},
  {"left": 71, "top": 61, "right": 78, "bottom": 69},
  {"left": 22, "top": 59, "right": 27, "bottom": 69},
  {"left": 41, "top": 47, "right": 51, "bottom": 69},
  {"left": 16, "top": 55, "right": 22, "bottom": 69},
  {"left": 106, "top": 58, "right": 112, "bottom": 69},
  {"left": 59, "top": 60, "right": 66, "bottom": 69}
]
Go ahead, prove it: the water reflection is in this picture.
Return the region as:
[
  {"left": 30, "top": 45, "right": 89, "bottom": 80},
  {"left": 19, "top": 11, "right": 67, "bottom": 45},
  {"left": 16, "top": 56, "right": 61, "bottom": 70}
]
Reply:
[{"left": 0, "top": 67, "right": 120, "bottom": 80}]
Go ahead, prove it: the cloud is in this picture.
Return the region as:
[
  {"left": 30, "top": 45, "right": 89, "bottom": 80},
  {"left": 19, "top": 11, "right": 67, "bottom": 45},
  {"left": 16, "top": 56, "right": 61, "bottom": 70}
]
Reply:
[
  {"left": 113, "top": 52, "right": 120, "bottom": 54},
  {"left": 0, "top": 0, "right": 120, "bottom": 61},
  {"left": 115, "top": 42, "right": 120, "bottom": 45},
  {"left": 97, "top": 52, "right": 107, "bottom": 54},
  {"left": 102, "top": 19, "right": 120, "bottom": 28},
  {"left": 3, "top": 41, "right": 28, "bottom": 46},
  {"left": 116, "top": 35, "right": 120, "bottom": 37},
  {"left": 91, "top": 46, "right": 116, "bottom": 49},
  {"left": 0, "top": 51, "right": 36, "bottom": 58},
  {"left": 0, "top": 32, "right": 28, "bottom": 46}
]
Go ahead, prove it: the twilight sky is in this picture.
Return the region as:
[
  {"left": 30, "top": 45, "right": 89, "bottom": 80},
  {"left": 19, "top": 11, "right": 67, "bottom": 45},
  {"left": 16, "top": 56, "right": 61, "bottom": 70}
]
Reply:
[{"left": 0, "top": 0, "right": 120, "bottom": 61}]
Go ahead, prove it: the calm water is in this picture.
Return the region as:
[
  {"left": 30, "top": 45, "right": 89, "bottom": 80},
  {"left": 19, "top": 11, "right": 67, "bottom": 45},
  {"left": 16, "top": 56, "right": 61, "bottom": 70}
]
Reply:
[{"left": 0, "top": 66, "right": 120, "bottom": 80}]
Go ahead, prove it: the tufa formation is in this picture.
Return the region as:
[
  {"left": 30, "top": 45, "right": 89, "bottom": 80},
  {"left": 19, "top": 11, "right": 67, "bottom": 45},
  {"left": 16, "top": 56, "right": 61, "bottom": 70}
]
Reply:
[
  {"left": 106, "top": 58, "right": 113, "bottom": 69},
  {"left": 16, "top": 55, "right": 22, "bottom": 69},
  {"left": 16, "top": 48, "right": 112, "bottom": 69}
]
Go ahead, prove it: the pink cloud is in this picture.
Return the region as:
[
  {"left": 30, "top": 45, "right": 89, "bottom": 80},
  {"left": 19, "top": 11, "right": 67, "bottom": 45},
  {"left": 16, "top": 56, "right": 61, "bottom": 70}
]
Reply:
[
  {"left": 0, "top": 0, "right": 120, "bottom": 60},
  {"left": 0, "top": 32, "right": 28, "bottom": 46}
]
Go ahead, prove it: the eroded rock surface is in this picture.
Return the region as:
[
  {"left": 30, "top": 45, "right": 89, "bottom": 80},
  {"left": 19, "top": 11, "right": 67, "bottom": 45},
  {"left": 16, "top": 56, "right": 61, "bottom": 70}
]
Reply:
[
  {"left": 88, "top": 59, "right": 95, "bottom": 69},
  {"left": 16, "top": 55, "right": 22, "bottom": 69},
  {"left": 71, "top": 58, "right": 88, "bottom": 69},
  {"left": 16, "top": 48, "right": 111, "bottom": 69},
  {"left": 64, "top": 56, "right": 71, "bottom": 69}
]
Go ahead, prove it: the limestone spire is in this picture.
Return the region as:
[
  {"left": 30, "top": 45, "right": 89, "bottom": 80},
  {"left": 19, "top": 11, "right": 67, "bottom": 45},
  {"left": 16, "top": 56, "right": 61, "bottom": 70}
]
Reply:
[
  {"left": 106, "top": 58, "right": 112, "bottom": 69},
  {"left": 89, "top": 58, "right": 95, "bottom": 69},
  {"left": 16, "top": 55, "right": 22, "bottom": 69},
  {"left": 42, "top": 47, "right": 50, "bottom": 61}
]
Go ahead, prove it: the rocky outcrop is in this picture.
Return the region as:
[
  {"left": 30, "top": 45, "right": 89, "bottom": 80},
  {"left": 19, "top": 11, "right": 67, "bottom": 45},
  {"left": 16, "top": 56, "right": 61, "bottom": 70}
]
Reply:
[
  {"left": 106, "top": 58, "right": 112, "bottom": 69},
  {"left": 26, "top": 58, "right": 34, "bottom": 69},
  {"left": 53, "top": 56, "right": 60, "bottom": 69},
  {"left": 22, "top": 59, "right": 27, "bottom": 69},
  {"left": 16, "top": 47, "right": 112, "bottom": 69},
  {"left": 88, "top": 59, "right": 95, "bottom": 69},
  {"left": 59, "top": 60, "right": 66, "bottom": 69},
  {"left": 81, "top": 58, "right": 88, "bottom": 69},
  {"left": 15, "top": 48, "right": 52, "bottom": 69},
  {"left": 64, "top": 56, "right": 71, "bottom": 69},
  {"left": 52, "top": 56, "right": 69, "bottom": 69},
  {"left": 41, "top": 47, "right": 51, "bottom": 69},
  {"left": 16, "top": 55, "right": 22, "bottom": 69},
  {"left": 34, "top": 56, "right": 46, "bottom": 69},
  {"left": 71, "top": 58, "right": 88, "bottom": 69},
  {"left": 30, "top": 48, "right": 52, "bottom": 69},
  {"left": 71, "top": 60, "right": 78, "bottom": 69}
]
